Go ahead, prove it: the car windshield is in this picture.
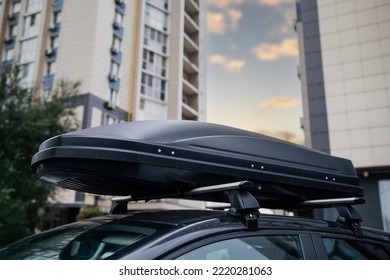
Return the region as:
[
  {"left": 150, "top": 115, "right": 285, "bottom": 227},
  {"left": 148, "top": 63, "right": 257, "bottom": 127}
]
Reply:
[{"left": 0, "top": 217, "right": 171, "bottom": 260}]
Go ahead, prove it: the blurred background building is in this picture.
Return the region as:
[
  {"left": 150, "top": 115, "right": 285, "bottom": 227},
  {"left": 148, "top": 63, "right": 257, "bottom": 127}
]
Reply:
[
  {"left": 0, "top": 0, "right": 207, "bottom": 225},
  {"left": 296, "top": 0, "right": 390, "bottom": 230}
]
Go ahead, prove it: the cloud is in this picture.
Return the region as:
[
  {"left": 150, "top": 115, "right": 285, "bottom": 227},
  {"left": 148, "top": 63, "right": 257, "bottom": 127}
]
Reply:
[
  {"left": 207, "top": 12, "right": 226, "bottom": 34},
  {"left": 257, "top": 0, "right": 294, "bottom": 6},
  {"left": 252, "top": 38, "right": 298, "bottom": 61},
  {"left": 228, "top": 9, "right": 242, "bottom": 31},
  {"left": 208, "top": 0, "right": 245, "bottom": 9},
  {"left": 278, "top": 8, "right": 295, "bottom": 34},
  {"left": 207, "top": 9, "right": 243, "bottom": 34},
  {"left": 257, "top": 129, "right": 301, "bottom": 144},
  {"left": 259, "top": 97, "right": 298, "bottom": 108},
  {"left": 209, "top": 54, "right": 246, "bottom": 71}
]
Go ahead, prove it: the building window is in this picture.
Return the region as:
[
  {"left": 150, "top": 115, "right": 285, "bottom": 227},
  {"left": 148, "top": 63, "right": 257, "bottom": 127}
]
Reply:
[
  {"left": 26, "top": 0, "right": 42, "bottom": 14},
  {"left": 52, "top": 10, "right": 62, "bottom": 25},
  {"left": 104, "top": 113, "right": 118, "bottom": 125},
  {"left": 142, "top": 49, "right": 165, "bottom": 77},
  {"left": 46, "top": 61, "right": 55, "bottom": 75},
  {"left": 113, "top": 11, "right": 123, "bottom": 28},
  {"left": 18, "top": 62, "right": 35, "bottom": 88},
  {"left": 109, "top": 61, "right": 120, "bottom": 80},
  {"left": 108, "top": 89, "right": 118, "bottom": 105},
  {"left": 11, "top": 1, "right": 21, "bottom": 14},
  {"left": 112, "top": 35, "right": 121, "bottom": 53},
  {"left": 23, "top": 13, "right": 41, "bottom": 38},
  {"left": 19, "top": 38, "right": 38, "bottom": 63},
  {"left": 9, "top": 24, "right": 18, "bottom": 38},
  {"left": 145, "top": 4, "right": 168, "bottom": 31},
  {"left": 147, "top": 0, "right": 168, "bottom": 11},
  {"left": 140, "top": 72, "right": 166, "bottom": 101},
  {"left": 144, "top": 26, "right": 167, "bottom": 54},
  {"left": 48, "top": 36, "right": 58, "bottom": 50},
  {"left": 379, "top": 180, "right": 390, "bottom": 232},
  {"left": 4, "top": 48, "right": 14, "bottom": 61}
]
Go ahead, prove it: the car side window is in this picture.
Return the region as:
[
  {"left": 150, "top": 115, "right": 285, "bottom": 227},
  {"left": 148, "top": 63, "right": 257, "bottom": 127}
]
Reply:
[
  {"left": 323, "top": 238, "right": 390, "bottom": 260},
  {"left": 176, "top": 235, "right": 303, "bottom": 260}
]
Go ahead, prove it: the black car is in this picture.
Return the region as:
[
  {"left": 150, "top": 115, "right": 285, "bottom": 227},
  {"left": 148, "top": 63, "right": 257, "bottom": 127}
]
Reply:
[
  {"left": 1, "top": 208, "right": 390, "bottom": 260},
  {"left": 1, "top": 120, "right": 389, "bottom": 260}
]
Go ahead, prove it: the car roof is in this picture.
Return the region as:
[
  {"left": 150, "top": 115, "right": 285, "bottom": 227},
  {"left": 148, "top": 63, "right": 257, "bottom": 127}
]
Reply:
[{"left": 102, "top": 209, "right": 390, "bottom": 243}]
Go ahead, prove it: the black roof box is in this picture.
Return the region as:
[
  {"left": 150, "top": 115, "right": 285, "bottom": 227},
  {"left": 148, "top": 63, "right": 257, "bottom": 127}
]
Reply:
[{"left": 31, "top": 120, "right": 362, "bottom": 207}]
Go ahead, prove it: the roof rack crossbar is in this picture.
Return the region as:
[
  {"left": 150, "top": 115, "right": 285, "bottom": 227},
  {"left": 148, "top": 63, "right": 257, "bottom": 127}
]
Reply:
[
  {"left": 301, "top": 197, "right": 365, "bottom": 208},
  {"left": 109, "top": 182, "right": 366, "bottom": 232},
  {"left": 183, "top": 181, "right": 260, "bottom": 196}
]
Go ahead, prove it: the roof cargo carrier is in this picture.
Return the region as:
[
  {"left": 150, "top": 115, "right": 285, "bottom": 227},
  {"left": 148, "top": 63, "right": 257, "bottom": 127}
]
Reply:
[{"left": 31, "top": 120, "right": 362, "bottom": 208}]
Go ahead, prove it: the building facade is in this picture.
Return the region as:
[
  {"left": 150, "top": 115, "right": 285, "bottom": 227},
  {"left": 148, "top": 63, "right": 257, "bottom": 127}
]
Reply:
[
  {"left": 0, "top": 0, "right": 206, "bottom": 125},
  {"left": 296, "top": 0, "right": 390, "bottom": 230},
  {"left": 0, "top": 0, "right": 207, "bottom": 224}
]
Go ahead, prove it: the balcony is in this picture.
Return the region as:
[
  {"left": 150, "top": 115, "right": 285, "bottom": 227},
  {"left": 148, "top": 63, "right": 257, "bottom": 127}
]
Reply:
[
  {"left": 182, "top": 95, "right": 199, "bottom": 120},
  {"left": 42, "top": 74, "right": 55, "bottom": 89},
  {"left": 183, "top": 55, "right": 198, "bottom": 75},
  {"left": 115, "top": 0, "right": 126, "bottom": 15},
  {"left": 4, "top": 36, "right": 16, "bottom": 49},
  {"left": 108, "top": 78, "right": 120, "bottom": 91},
  {"left": 113, "top": 26, "right": 124, "bottom": 39},
  {"left": 1, "top": 60, "right": 13, "bottom": 72},
  {"left": 8, "top": 12, "right": 20, "bottom": 26},
  {"left": 185, "top": 0, "right": 199, "bottom": 18},
  {"left": 184, "top": 33, "right": 198, "bottom": 55},
  {"left": 182, "top": 104, "right": 198, "bottom": 120},
  {"left": 111, "top": 51, "right": 122, "bottom": 65},
  {"left": 184, "top": 13, "right": 199, "bottom": 35},
  {"left": 46, "top": 48, "right": 58, "bottom": 63},
  {"left": 49, "top": 23, "right": 61, "bottom": 37},
  {"left": 182, "top": 78, "right": 198, "bottom": 96},
  {"left": 53, "top": 0, "right": 64, "bottom": 12}
]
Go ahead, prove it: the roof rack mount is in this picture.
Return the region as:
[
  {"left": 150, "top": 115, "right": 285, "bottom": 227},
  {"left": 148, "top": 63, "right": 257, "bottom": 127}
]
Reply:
[
  {"left": 186, "top": 181, "right": 261, "bottom": 230},
  {"left": 110, "top": 181, "right": 262, "bottom": 230},
  {"left": 111, "top": 181, "right": 365, "bottom": 231}
]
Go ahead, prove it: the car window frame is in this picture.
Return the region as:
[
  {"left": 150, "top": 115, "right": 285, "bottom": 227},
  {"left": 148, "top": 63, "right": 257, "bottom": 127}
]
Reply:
[{"left": 161, "top": 230, "right": 318, "bottom": 260}]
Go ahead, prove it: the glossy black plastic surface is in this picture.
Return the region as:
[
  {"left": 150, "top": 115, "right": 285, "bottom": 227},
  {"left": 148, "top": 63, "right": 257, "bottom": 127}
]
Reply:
[{"left": 31, "top": 120, "right": 362, "bottom": 206}]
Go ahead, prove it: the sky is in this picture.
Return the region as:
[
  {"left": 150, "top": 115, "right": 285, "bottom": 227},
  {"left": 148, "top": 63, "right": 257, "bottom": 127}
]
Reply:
[{"left": 205, "top": 0, "right": 304, "bottom": 144}]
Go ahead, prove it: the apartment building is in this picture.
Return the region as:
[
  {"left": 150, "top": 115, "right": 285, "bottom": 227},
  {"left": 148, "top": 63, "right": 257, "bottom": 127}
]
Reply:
[
  {"left": 0, "top": 0, "right": 206, "bottom": 224},
  {"left": 296, "top": 0, "right": 390, "bottom": 230}
]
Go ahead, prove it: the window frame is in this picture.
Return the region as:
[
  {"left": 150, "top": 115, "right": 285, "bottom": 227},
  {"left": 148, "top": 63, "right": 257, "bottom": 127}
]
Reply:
[
  {"left": 161, "top": 230, "right": 316, "bottom": 260},
  {"left": 311, "top": 233, "right": 390, "bottom": 260}
]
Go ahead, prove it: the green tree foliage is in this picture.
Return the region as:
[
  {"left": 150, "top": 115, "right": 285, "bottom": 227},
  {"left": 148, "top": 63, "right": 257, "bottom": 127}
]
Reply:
[
  {"left": 0, "top": 68, "right": 79, "bottom": 246},
  {"left": 76, "top": 206, "right": 104, "bottom": 221}
]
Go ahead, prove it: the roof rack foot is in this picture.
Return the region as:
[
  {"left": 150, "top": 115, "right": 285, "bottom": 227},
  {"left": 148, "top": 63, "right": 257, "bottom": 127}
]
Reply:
[
  {"left": 110, "top": 201, "right": 128, "bottom": 214},
  {"left": 225, "top": 184, "right": 260, "bottom": 230},
  {"left": 335, "top": 205, "right": 363, "bottom": 236}
]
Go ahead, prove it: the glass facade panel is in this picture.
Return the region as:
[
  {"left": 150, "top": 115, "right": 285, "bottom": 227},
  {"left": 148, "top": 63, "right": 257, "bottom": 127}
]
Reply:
[
  {"left": 23, "top": 13, "right": 41, "bottom": 38},
  {"left": 26, "top": 0, "right": 42, "bottom": 14},
  {"left": 145, "top": 4, "right": 167, "bottom": 31},
  {"left": 144, "top": 26, "right": 167, "bottom": 53},
  {"left": 141, "top": 73, "right": 165, "bottom": 101},
  {"left": 20, "top": 38, "right": 38, "bottom": 63},
  {"left": 379, "top": 180, "right": 390, "bottom": 232},
  {"left": 19, "top": 62, "right": 35, "bottom": 88}
]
